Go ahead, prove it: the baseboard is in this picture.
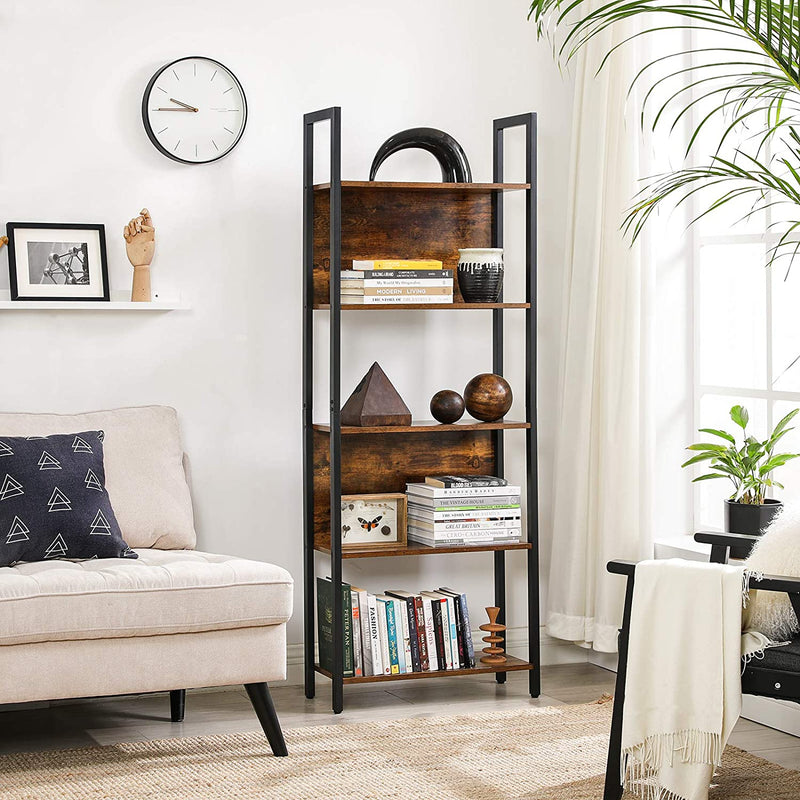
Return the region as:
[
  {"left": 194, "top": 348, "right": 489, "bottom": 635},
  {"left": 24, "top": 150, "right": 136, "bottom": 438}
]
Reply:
[{"left": 283, "top": 626, "right": 588, "bottom": 685}]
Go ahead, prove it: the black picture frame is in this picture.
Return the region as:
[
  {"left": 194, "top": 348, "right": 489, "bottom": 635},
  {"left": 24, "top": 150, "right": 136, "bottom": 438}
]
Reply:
[{"left": 5, "top": 222, "right": 110, "bottom": 302}]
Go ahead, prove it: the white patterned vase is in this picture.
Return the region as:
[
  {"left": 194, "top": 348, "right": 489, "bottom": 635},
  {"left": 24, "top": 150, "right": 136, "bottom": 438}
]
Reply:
[{"left": 457, "top": 248, "right": 504, "bottom": 303}]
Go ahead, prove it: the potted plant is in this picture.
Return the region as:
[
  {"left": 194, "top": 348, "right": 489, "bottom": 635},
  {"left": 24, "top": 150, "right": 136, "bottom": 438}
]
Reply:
[{"left": 682, "top": 406, "right": 800, "bottom": 546}]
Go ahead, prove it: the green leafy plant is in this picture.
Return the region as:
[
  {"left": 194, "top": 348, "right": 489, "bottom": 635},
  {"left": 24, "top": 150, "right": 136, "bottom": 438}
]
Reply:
[
  {"left": 682, "top": 405, "right": 800, "bottom": 503},
  {"left": 528, "top": 0, "right": 800, "bottom": 272}
]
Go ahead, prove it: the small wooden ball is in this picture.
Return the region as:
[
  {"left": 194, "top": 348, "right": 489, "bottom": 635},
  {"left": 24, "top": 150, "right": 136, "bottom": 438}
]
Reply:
[
  {"left": 464, "top": 373, "right": 512, "bottom": 422},
  {"left": 430, "top": 390, "right": 465, "bottom": 424}
]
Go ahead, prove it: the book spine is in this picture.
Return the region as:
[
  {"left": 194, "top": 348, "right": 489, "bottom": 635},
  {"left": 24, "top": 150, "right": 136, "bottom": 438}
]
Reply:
[
  {"left": 356, "top": 278, "right": 454, "bottom": 287},
  {"left": 342, "top": 584, "right": 354, "bottom": 678},
  {"left": 361, "top": 287, "right": 453, "bottom": 297},
  {"left": 459, "top": 592, "right": 475, "bottom": 668},
  {"left": 407, "top": 484, "right": 522, "bottom": 498},
  {"left": 376, "top": 599, "right": 392, "bottom": 675},
  {"left": 366, "top": 594, "right": 382, "bottom": 677},
  {"left": 407, "top": 495, "right": 522, "bottom": 508},
  {"left": 384, "top": 600, "right": 400, "bottom": 674},
  {"left": 414, "top": 597, "right": 429, "bottom": 671},
  {"left": 449, "top": 594, "right": 467, "bottom": 669},
  {"left": 352, "top": 260, "right": 443, "bottom": 270},
  {"left": 354, "top": 269, "right": 453, "bottom": 279},
  {"left": 393, "top": 598, "right": 408, "bottom": 673},
  {"left": 350, "top": 590, "right": 363, "bottom": 678},
  {"left": 422, "top": 597, "right": 439, "bottom": 671},
  {"left": 356, "top": 295, "right": 453, "bottom": 305},
  {"left": 316, "top": 577, "right": 333, "bottom": 673},
  {"left": 431, "top": 599, "right": 447, "bottom": 671},
  {"left": 357, "top": 590, "right": 372, "bottom": 677},
  {"left": 407, "top": 535, "right": 521, "bottom": 547},
  {"left": 442, "top": 597, "right": 458, "bottom": 669},
  {"left": 407, "top": 507, "right": 521, "bottom": 521},
  {"left": 405, "top": 597, "right": 421, "bottom": 672},
  {"left": 406, "top": 519, "right": 522, "bottom": 533}
]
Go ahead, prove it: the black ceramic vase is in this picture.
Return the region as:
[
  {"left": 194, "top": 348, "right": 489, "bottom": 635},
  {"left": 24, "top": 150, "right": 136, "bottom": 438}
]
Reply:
[
  {"left": 723, "top": 498, "right": 782, "bottom": 558},
  {"left": 457, "top": 248, "right": 504, "bottom": 303}
]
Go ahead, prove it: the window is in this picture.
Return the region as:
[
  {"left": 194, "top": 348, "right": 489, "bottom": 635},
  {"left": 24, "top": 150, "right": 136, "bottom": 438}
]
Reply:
[{"left": 694, "top": 207, "right": 800, "bottom": 529}]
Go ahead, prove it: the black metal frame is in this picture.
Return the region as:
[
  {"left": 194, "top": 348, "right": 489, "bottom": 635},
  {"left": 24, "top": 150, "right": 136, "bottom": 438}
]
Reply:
[
  {"left": 302, "top": 108, "right": 540, "bottom": 712},
  {"left": 602, "top": 535, "right": 800, "bottom": 800}
]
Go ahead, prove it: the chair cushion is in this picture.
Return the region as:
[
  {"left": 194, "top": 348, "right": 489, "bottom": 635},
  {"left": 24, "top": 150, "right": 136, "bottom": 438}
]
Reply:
[
  {"left": 756, "top": 637, "right": 800, "bottom": 672},
  {"left": 0, "top": 431, "right": 136, "bottom": 567},
  {"left": 0, "top": 549, "right": 293, "bottom": 646},
  {"left": 0, "top": 406, "right": 195, "bottom": 550}
]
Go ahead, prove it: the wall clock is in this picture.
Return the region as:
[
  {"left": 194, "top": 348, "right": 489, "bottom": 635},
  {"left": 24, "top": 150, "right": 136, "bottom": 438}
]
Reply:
[{"left": 141, "top": 56, "right": 247, "bottom": 165}]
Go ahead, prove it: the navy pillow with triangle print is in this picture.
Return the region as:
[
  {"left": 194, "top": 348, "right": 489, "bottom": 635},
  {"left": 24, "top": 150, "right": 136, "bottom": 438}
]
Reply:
[{"left": 0, "top": 431, "right": 136, "bottom": 567}]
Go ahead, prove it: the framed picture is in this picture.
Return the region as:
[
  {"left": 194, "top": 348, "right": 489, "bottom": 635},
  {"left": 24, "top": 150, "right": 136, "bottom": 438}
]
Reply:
[
  {"left": 5, "top": 223, "right": 110, "bottom": 301},
  {"left": 340, "top": 493, "right": 407, "bottom": 550}
]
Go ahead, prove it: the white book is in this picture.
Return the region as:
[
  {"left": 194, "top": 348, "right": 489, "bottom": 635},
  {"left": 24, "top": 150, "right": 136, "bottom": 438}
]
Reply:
[
  {"left": 375, "top": 598, "right": 392, "bottom": 675},
  {"left": 442, "top": 594, "right": 460, "bottom": 669},
  {"left": 391, "top": 598, "right": 407, "bottom": 673},
  {"left": 394, "top": 598, "right": 413, "bottom": 673},
  {"left": 366, "top": 593, "right": 383, "bottom": 677},
  {"left": 407, "top": 483, "right": 522, "bottom": 498},
  {"left": 353, "top": 587, "right": 373, "bottom": 677},
  {"left": 421, "top": 596, "right": 439, "bottom": 671}
]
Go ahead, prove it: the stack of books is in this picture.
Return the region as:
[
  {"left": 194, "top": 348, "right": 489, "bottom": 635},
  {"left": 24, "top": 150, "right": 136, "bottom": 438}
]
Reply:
[
  {"left": 317, "top": 578, "right": 475, "bottom": 677},
  {"left": 341, "top": 259, "right": 453, "bottom": 305},
  {"left": 406, "top": 476, "right": 522, "bottom": 547}
]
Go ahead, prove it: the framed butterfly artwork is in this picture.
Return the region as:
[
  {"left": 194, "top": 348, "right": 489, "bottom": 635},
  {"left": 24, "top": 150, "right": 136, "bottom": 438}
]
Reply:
[{"left": 340, "top": 493, "right": 407, "bottom": 551}]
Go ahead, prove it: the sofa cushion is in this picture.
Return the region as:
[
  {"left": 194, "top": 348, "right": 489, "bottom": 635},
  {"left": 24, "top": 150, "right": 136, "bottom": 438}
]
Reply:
[
  {"left": 0, "top": 406, "right": 195, "bottom": 550},
  {"left": 0, "top": 549, "right": 293, "bottom": 646},
  {"left": 0, "top": 431, "right": 136, "bottom": 567}
]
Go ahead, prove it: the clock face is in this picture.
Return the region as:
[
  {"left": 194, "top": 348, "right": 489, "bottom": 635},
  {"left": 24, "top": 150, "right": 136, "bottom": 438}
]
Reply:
[{"left": 141, "top": 57, "right": 247, "bottom": 164}]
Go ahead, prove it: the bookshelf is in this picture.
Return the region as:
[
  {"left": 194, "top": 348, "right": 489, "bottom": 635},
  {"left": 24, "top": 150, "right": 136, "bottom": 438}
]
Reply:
[{"left": 302, "top": 107, "right": 539, "bottom": 713}]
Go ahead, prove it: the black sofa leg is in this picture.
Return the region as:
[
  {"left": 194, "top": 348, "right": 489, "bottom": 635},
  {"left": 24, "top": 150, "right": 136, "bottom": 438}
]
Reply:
[
  {"left": 170, "top": 689, "right": 186, "bottom": 722},
  {"left": 604, "top": 572, "right": 635, "bottom": 800},
  {"left": 245, "top": 682, "right": 288, "bottom": 756}
]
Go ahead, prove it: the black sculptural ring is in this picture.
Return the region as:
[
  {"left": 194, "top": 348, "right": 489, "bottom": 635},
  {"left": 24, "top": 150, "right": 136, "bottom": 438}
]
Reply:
[{"left": 369, "top": 128, "right": 472, "bottom": 183}]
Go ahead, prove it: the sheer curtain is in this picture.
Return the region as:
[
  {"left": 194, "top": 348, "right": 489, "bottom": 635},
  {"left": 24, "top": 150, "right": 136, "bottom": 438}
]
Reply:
[{"left": 545, "top": 21, "right": 657, "bottom": 653}]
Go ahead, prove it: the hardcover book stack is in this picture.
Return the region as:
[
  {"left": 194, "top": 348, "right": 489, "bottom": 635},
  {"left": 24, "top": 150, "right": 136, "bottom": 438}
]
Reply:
[
  {"left": 317, "top": 577, "right": 475, "bottom": 677},
  {"left": 406, "top": 475, "right": 522, "bottom": 547},
  {"left": 341, "top": 259, "right": 453, "bottom": 305}
]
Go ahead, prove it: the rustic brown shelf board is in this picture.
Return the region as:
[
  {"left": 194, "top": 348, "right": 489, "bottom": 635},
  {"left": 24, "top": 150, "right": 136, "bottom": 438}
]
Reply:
[
  {"left": 313, "top": 181, "right": 530, "bottom": 192},
  {"left": 315, "top": 655, "right": 534, "bottom": 683},
  {"left": 314, "top": 302, "right": 531, "bottom": 310},
  {"left": 313, "top": 419, "right": 530, "bottom": 434},
  {"left": 316, "top": 541, "right": 532, "bottom": 559}
]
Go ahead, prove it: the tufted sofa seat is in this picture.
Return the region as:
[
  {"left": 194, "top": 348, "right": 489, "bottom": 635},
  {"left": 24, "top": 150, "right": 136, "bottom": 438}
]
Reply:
[{"left": 0, "top": 550, "right": 292, "bottom": 646}]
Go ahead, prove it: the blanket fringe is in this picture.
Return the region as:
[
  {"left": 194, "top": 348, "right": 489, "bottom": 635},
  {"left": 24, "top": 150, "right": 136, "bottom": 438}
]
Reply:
[{"left": 623, "top": 729, "right": 723, "bottom": 800}]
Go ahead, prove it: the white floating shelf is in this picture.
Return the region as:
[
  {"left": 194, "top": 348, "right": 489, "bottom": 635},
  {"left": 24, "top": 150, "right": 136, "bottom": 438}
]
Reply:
[{"left": 0, "top": 292, "right": 188, "bottom": 312}]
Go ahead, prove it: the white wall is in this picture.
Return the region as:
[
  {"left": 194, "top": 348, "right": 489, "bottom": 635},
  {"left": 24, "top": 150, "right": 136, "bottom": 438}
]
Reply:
[{"left": 0, "top": 0, "right": 574, "bottom": 651}]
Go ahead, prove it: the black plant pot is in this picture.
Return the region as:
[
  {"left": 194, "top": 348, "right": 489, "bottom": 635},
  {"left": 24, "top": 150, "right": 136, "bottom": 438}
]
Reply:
[{"left": 723, "top": 498, "right": 782, "bottom": 559}]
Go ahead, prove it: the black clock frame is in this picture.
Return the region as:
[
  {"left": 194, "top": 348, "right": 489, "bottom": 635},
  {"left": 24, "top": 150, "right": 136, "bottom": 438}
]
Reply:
[{"left": 141, "top": 56, "right": 248, "bottom": 165}]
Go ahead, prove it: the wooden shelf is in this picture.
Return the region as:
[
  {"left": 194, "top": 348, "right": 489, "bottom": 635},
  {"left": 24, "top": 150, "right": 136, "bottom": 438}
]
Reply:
[
  {"left": 0, "top": 295, "right": 187, "bottom": 312},
  {"left": 313, "top": 419, "right": 530, "bottom": 434},
  {"left": 313, "top": 181, "right": 530, "bottom": 192},
  {"left": 314, "top": 302, "right": 530, "bottom": 311},
  {"left": 316, "top": 541, "right": 531, "bottom": 559},
  {"left": 315, "top": 655, "right": 534, "bottom": 684}
]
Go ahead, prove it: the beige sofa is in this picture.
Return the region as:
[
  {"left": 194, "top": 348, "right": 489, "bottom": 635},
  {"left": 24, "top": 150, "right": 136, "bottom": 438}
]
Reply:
[{"left": 0, "top": 406, "right": 293, "bottom": 756}]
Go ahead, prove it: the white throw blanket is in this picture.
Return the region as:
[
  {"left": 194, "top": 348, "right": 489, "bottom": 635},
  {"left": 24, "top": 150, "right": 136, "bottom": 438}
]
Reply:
[{"left": 621, "top": 559, "right": 771, "bottom": 800}]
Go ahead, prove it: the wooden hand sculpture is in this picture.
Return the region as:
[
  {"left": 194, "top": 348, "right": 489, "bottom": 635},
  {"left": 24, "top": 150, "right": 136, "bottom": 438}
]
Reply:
[{"left": 123, "top": 208, "right": 155, "bottom": 302}]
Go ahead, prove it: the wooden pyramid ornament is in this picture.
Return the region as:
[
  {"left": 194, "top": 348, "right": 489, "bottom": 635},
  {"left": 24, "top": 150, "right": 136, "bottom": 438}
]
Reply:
[{"left": 341, "top": 362, "right": 412, "bottom": 427}]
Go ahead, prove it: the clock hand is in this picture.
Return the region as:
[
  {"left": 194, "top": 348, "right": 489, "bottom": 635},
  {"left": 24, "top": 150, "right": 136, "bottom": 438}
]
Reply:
[
  {"left": 169, "top": 98, "right": 199, "bottom": 112},
  {"left": 155, "top": 107, "right": 197, "bottom": 112}
]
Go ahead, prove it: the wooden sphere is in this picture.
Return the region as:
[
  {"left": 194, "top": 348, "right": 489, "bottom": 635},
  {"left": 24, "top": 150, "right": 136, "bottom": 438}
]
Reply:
[
  {"left": 464, "top": 373, "right": 512, "bottom": 422},
  {"left": 430, "top": 390, "right": 465, "bottom": 424}
]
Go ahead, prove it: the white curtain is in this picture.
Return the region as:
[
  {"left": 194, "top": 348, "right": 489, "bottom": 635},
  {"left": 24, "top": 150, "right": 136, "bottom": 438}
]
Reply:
[{"left": 546, "top": 22, "right": 656, "bottom": 653}]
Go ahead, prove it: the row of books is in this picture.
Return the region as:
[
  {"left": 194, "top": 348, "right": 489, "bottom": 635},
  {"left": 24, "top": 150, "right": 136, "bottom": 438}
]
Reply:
[
  {"left": 341, "top": 259, "right": 454, "bottom": 305},
  {"left": 406, "top": 475, "right": 522, "bottom": 547},
  {"left": 317, "top": 577, "right": 475, "bottom": 677}
]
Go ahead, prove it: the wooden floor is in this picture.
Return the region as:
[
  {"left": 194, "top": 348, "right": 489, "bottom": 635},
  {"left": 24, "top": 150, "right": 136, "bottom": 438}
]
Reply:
[{"left": 0, "top": 664, "right": 798, "bottom": 771}]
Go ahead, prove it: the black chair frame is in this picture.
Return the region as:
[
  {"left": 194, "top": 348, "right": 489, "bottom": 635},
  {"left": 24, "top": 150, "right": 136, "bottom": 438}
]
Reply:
[{"left": 603, "top": 531, "right": 800, "bottom": 800}]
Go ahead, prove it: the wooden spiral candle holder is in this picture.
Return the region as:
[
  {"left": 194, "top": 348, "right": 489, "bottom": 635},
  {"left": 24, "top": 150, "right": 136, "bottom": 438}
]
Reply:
[{"left": 479, "top": 606, "right": 507, "bottom": 665}]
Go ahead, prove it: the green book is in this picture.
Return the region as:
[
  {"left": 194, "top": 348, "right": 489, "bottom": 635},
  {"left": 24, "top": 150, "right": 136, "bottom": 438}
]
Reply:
[{"left": 316, "top": 577, "right": 354, "bottom": 677}]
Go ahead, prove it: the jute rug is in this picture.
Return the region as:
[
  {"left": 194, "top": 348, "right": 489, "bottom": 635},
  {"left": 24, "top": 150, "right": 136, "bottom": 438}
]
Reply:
[{"left": 0, "top": 701, "right": 797, "bottom": 799}]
